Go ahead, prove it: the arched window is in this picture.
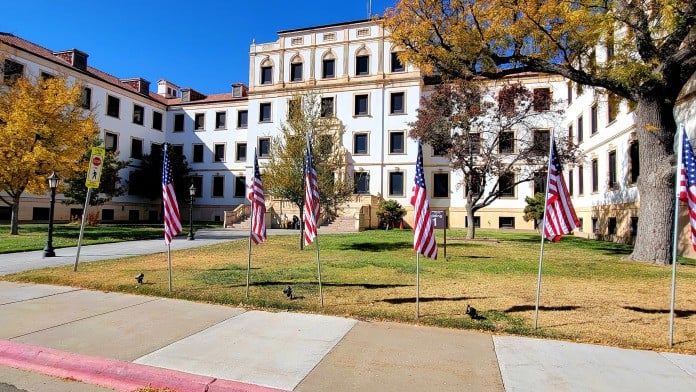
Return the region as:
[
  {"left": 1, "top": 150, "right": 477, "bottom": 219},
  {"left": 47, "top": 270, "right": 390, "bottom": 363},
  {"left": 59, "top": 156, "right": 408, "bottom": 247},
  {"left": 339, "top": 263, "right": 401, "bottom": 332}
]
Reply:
[
  {"left": 355, "top": 47, "right": 370, "bottom": 76},
  {"left": 260, "top": 58, "right": 273, "bottom": 85},
  {"left": 322, "top": 51, "right": 336, "bottom": 79},
  {"left": 290, "top": 55, "right": 303, "bottom": 82}
]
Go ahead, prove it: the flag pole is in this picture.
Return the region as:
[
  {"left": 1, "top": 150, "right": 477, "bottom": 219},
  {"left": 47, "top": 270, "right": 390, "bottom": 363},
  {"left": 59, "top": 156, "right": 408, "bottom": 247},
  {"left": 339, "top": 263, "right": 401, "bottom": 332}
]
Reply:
[
  {"left": 416, "top": 253, "right": 420, "bottom": 320},
  {"left": 246, "top": 149, "right": 256, "bottom": 299},
  {"left": 315, "top": 234, "right": 323, "bottom": 307},
  {"left": 167, "top": 243, "right": 172, "bottom": 294},
  {"left": 534, "top": 131, "right": 556, "bottom": 329},
  {"left": 669, "top": 125, "right": 685, "bottom": 347},
  {"left": 73, "top": 187, "right": 93, "bottom": 271}
]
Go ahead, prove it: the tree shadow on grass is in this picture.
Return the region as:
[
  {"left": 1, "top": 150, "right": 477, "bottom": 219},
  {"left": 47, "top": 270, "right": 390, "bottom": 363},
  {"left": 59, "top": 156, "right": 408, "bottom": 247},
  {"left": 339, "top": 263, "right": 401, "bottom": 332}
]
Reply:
[
  {"left": 339, "top": 241, "right": 412, "bottom": 252},
  {"left": 225, "top": 281, "right": 410, "bottom": 290},
  {"left": 382, "top": 295, "right": 489, "bottom": 304},
  {"left": 505, "top": 305, "right": 581, "bottom": 312},
  {"left": 623, "top": 306, "right": 696, "bottom": 318}
]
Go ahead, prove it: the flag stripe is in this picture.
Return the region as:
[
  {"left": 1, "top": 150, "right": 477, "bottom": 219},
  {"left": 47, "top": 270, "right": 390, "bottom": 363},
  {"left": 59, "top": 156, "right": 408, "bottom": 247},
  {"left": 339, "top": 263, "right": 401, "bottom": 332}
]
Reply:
[
  {"left": 249, "top": 152, "right": 266, "bottom": 244},
  {"left": 410, "top": 143, "right": 438, "bottom": 259},
  {"left": 162, "top": 144, "right": 182, "bottom": 244},
  {"left": 543, "top": 135, "right": 579, "bottom": 242},
  {"left": 304, "top": 134, "right": 319, "bottom": 245},
  {"left": 678, "top": 126, "right": 696, "bottom": 250}
]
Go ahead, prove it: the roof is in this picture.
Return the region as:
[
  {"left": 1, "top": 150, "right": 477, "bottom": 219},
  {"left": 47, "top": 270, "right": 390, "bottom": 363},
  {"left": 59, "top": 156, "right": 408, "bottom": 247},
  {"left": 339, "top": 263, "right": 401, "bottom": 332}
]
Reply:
[{"left": 277, "top": 18, "right": 375, "bottom": 34}]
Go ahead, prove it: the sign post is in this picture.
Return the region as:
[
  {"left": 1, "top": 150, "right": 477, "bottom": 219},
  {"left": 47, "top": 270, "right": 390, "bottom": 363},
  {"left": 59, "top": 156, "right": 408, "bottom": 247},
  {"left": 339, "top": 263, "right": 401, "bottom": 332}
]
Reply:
[
  {"left": 74, "top": 147, "right": 105, "bottom": 271},
  {"left": 431, "top": 210, "right": 447, "bottom": 259}
]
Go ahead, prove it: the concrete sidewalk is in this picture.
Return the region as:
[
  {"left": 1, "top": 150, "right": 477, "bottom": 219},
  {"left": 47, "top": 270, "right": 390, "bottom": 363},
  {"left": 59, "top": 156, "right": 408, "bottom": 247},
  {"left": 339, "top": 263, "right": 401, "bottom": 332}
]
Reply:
[
  {"left": 0, "top": 232, "right": 695, "bottom": 391},
  {"left": 0, "top": 281, "right": 695, "bottom": 391}
]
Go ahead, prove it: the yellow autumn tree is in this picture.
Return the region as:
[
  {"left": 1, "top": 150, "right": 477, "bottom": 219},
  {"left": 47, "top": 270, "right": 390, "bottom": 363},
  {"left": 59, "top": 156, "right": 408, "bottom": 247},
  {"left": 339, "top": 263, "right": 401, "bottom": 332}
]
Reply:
[
  {"left": 384, "top": 0, "right": 696, "bottom": 264},
  {"left": 0, "top": 75, "right": 98, "bottom": 234}
]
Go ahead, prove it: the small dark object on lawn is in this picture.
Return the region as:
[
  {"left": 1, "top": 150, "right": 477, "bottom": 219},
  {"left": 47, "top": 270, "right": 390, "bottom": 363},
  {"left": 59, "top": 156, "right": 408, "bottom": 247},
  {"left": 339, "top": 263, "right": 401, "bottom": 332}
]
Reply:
[
  {"left": 135, "top": 273, "right": 144, "bottom": 285},
  {"left": 283, "top": 285, "right": 293, "bottom": 299},
  {"left": 466, "top": 304, "right": 478, "bottom": 319}
]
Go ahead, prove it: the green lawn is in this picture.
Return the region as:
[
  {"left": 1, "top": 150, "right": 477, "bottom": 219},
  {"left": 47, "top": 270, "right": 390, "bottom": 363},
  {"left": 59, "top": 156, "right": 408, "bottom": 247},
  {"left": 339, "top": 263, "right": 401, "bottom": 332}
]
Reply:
[{"left": 5, "top": 228, "right": 696, "bottom": 353}]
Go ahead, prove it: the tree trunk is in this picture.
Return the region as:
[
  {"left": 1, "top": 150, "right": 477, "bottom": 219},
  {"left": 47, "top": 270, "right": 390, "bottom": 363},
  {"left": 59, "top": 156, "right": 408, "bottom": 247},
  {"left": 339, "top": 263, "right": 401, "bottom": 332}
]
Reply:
[
  {"left": 627, "top": 98, "right": 677, "bottom": 265},
  {"left": 466, "top": 198, "right": 476, "bottom": 239},
  {"left": 10, "top": 194, "right": 20, "bottom": 235}
]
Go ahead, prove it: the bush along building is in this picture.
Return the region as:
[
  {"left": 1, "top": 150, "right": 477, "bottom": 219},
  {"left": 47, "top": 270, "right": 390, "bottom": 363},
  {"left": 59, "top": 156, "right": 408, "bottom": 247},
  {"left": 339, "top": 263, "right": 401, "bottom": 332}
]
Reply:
[{"left": 1, "top": 19, "right": 694, "bottom": 255}]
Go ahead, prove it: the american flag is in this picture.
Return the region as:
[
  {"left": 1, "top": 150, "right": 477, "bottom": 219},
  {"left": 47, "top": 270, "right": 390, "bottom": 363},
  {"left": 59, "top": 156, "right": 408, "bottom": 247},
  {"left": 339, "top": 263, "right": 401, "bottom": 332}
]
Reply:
[
  {"left": 249, "top": 152, "right": 266, "bottom": 244},
  {"left": 410, "top": 143, "right": 438, "bottom": 259},
  {"left": 303, "top": 134, "right": 319, "bottom": 245},
  {"left": 543, "top": 134, "right": 579, "bottom": 242},
  {"left": 162, "top": 144, "right": 182, "bottom": 244},
  {"left": 678, "top": 126, "right": 696, "bottom": 250}
]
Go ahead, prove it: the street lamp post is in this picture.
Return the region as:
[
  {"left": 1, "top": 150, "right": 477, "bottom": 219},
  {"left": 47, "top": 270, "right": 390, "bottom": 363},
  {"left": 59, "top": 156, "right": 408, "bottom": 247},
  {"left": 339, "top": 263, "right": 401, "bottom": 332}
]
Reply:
[
  {"left": 187, "top": 184, "right": 196, "bottom": 240},
  {"left": 43, "top": 172, "right": 59, "bottom": 258}
]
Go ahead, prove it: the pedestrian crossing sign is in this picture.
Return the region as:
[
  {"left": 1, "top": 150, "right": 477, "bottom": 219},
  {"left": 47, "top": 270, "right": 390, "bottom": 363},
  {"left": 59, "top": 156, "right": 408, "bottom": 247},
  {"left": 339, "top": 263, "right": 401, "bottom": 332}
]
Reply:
[{"left": 85, "top": 147, "right": 105, "bottom": 189}]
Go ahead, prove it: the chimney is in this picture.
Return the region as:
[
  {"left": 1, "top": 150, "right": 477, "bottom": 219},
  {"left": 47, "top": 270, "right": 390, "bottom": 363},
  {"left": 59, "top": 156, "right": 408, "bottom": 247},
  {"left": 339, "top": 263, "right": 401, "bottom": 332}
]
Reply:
[
  {"left": 157, "top": 79, "right": 180, "bottom": 98},
  {"left": 54, "top": 49, "right": 89, "bottom": 71},
  {"left": 232, "top": 83, "right": 248, "bottom": 98},
  {"left": 120, "top": 78, "right": 151, "bottom": 96}
]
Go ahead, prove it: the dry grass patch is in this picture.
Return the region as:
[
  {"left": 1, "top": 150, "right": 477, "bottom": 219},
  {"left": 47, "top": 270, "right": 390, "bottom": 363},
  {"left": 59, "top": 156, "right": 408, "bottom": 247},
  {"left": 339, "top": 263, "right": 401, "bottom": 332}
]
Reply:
[{"left": 4, "top": 230, "right": 696, "bottom": 353}]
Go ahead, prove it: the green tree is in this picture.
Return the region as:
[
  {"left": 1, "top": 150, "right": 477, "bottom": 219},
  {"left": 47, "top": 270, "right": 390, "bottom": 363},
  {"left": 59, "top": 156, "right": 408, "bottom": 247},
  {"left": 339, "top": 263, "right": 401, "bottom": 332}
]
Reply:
[
  {"left": 0, "top": 75, "right": 98, "bottom": 234},
  {"left": 62, "top": 139, "right": 131, "bottom": 207},
  {"left": 384, "top": 0, "right": 696, "bottom": 264},
  {"left": 524, "top": 192, "right": 547, "bottom": 232},
  {"left": 130, "top": 145, "right": 192, "bottom": 204},
  {"left": 262, "top": 92, "right": 352, "bottom": 248},
  {"left": 410, "top": 80, "right": 577, "bottom": 239},
  {"left": 377, "top": 199, "right": 406, "bottom": 229}
]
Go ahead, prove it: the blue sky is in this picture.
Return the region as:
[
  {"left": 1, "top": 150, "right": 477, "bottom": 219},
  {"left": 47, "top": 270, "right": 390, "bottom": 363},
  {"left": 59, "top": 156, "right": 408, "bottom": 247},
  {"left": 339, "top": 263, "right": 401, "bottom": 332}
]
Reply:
[{"left": 3, "top": 0, "right": 397, "bottom": 94}]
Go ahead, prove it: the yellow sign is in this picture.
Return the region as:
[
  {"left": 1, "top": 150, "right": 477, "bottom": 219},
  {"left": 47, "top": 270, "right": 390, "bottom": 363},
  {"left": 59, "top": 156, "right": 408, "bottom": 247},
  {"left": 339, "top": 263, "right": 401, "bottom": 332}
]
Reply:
[{"left": 85, "top": 147, "right": 105, "bottom": 189}]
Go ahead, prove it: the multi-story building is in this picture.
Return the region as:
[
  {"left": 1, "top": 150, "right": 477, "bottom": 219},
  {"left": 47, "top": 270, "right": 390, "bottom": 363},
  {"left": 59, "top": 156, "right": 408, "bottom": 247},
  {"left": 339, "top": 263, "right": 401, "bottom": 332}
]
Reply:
[{"left": 1, "top": 19, "right": 694, "bottom": 254}]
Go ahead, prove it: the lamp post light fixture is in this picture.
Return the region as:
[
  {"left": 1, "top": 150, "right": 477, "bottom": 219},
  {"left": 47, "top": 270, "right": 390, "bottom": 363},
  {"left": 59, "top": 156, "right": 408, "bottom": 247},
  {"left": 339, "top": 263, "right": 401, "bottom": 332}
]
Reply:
[
  {"left": 43, "top": 172, "right": 59, "bottom": 258},
  {"left": 187, "top": 184, "right": 196, "bottom": 240}
]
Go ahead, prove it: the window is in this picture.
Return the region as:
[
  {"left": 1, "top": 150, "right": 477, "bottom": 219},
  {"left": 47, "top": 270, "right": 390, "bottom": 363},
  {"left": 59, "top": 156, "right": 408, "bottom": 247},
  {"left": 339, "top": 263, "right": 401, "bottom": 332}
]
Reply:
[
  {"left": 356, "top": 55, "right": 369, "bottom": 76},
  {"left": 466, "top": 173, "right": 482, "bottom": 196},
  {"left": 577, "top": 115, "right": 584, "bottom": 143},
  {"left": 390, "top": 92, "right": 405, "bottom": 114},
  {"left": 132, "top": 104, "right": 144, "bottom": 125},
  {"left": 499, "top": 172, "right": 515, "bottom": 197},
  {"left": 128, "top": 172, "right": 142, "bottom": 195},
  {"left": 389, "top": 172, "right": 404, "bottom": 196},
  {"left": 291, "top": 37, "right": 303, "bottom": 46},
  {"left": 192, "top": 144, "right": 204, "bottom": 163},
  {"left": 499, "top": 131, "right": 514, "bottom": 153},
  {"left": 534, "top": 171, "right": 547, "bottom": 194},
  {"left": 433, "top": 173, "right": 449, "bottom": 198},
  {"left": 353, "top": 133, "right": 368, "bottom": 155},
  {"left": 212, "top": 176, "right": 225, "bottom": 197},
  {"left": 2, "top": 59, "right": 24, "bottom": 83},
  {"left": 130, "top": 138, "right": 143, "bottom": 159},
  {"left": 102, "top": 209, "right": 114, "bottom": 221},
  {"left": 195, "top": 113, "right": 205, "bottom": 130},
  {"left": 567, "top": 125, "right": 574, "bottom": 145},
  {"left": 591, "top": 158, "right": 599, "bottom": 192},
  {"left": 323, "top": 32, "right": 336, "bottom": 41},
  {"left": 590, "top": 104, "right": 598, "bottom": 134},
  {"left": 466, "top": 216, "right": 481, "bottom": 228},
  {"left": 467, "top": 133, "right": 481, "bottom": 154},
  {"left": 578, "top": 165, "right": 584, "bottom": 195},
  {"left": 592, "top": 217, "right": 599, "bottom": 233},
  {"left": 630, "top": 141, "right": 639, "bottom": 184},
  {"left": 174, "top": 114, "right": 184, "bottom": 132},
  {"left": 533, "top": 88, "right": 551, "bottom": 111},
  {"left": 171, "top": 144, "right": 183, "bottom": 156},
  {"left": 608, "top": 217, "right": 617, "bottom": 235},
  {"left": 320, "top": 97, "right": 335, "bottom": 118},
  {"left": 80, "top": 87, "right": 92, "bottom": 109},
  {"left": 214, "top": 144, "right": 226, "bottom": 162},
  {"left": 261, "top": 66, "right": 272, "bottom": 84},
  {"left": 390, "top": 52, "right": 404, "bottom": 72},
  {"left": 258, "top": 137, "right": 271, "bottom": 158},
  {"left": 389, "top": 131, "right": 405, "bottom": 154},
  {"left": 569, "top": 169, "right": 574, "bottom": 195},
  {"left": 631, "top": 217, "right": 639, "bottom": 237},
  {"left": 191, "top": 176, "right": 203, "bottom": 197},
  {"left": 578, "top": 218, "right": 584, "bottom": 232},
  {"left": 41, "top": 71, "right": 55, "bottom": 81},
  {"left": 499, "top": 217, "right": 515, "bottom": 229},
  {"left": 215, "top": 111, "right": 226, "bottom": 129},
  {"left": 607, "top": 93, "right": 619, "bottom": 123},
  {"left": 288, "top": 98, "right": 301, "bottom": 119},
  {"left": 236, "top": 143, "right": 247, "bottom": 161},
  {"left": 106, "top": 95, "right": 120, "bottom": 118},
  {"left": 532, "top": 129, "right": 550, "bottom": 155},
  {"left": 290, "top": 61, "right": 303, "bottom": 82},
  {"left": 567, "top": 83, "right": 573, "bottom": 105},
  {"left": 105, "top": 132, "right": 118, "bottom": 152},
  {"left": 259, "top": 103, "right": 272, "bottom": 122},
  {"left": 322, "top": 58, "right": 335, "bottom": 79},
  {"left": 234, "top": 176, "right": 246, "bottom": 197},
  {"left": 354, "top": 94, "right": 369, "bottom": 116},
  {"left": 237, "top": 110, "right": 248, "bottom": 128},
  {"left": 152, "top": 111, "right": 163, "bottom": 131},
  {"left": 608, "top": 150, "right": 617, "bottom": 189},
  {"left": 151, "top": 143, "right": 162, "bottom": 157},
  {"left": 354, "top": 172, "right": 370, "bottom": 194}
]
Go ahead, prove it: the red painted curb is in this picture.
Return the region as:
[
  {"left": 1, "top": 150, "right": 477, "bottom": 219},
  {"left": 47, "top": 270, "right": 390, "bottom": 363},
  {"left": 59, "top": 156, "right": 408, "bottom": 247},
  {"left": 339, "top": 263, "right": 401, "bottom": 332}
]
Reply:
[{"left": 0, "top": 339, "right": 285, "bottom": 392}]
